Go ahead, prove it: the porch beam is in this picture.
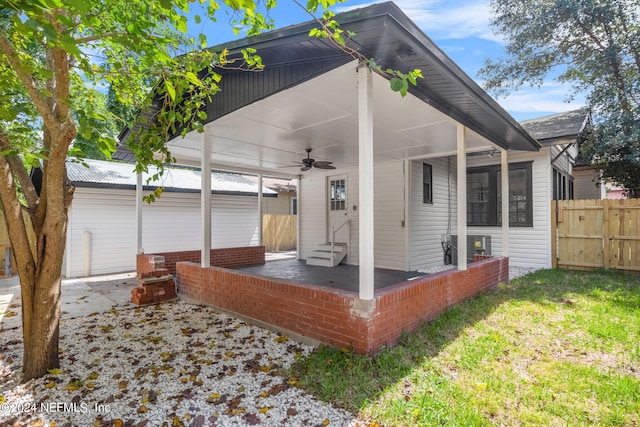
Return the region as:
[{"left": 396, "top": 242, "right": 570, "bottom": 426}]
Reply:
[
  {"left": 501, "top": 149, "right": 509, "bottom": 257},
  {"left": 136, "top": 172, "right": 143, "bottom": 254},
  {"left": 201, "top": 131, "right": 212, "bottom": 268},
  {"left": 456, "top": 125, "right": 467, "bottom": 270},
  {"left": 358, "top": 64, "right": 375, "bottom": 300}
]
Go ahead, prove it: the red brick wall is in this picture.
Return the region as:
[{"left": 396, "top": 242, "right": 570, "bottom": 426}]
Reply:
[
  {"left": 176, "top": 256, "right": 508, "bottom": 354},
  {"left": 140, "top": 246, "right": 265, "bottom": 276}
]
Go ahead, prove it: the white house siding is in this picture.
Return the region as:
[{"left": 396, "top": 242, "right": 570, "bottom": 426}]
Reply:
[
  {"left": 299, "top": 173, "right": 328, "bottom": 260},
  {"left": 409, "top": 157, "right": 458, "bottom": 270},
  {"left": 551, "top": 144, "right": 573, "bottom": 176},
  {"left": 573, "top": 168, "right": 602, "bottom": 199},
  {"left": 65, "top": 188, "right": 259, "bottom": 277},
  {"left": 299, "top": 161, "right": 406, "bottom": 270},
  {"left": 466, "top": 149, "right": 552, "bottom": 268},
  {"left": 373, "top": 162, "right": 406, "bottom": 270}
]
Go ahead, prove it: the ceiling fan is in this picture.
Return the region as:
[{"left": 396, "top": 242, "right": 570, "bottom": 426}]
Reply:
[{"left": 290, "top": 148, "right": 336, "bottom": 172}]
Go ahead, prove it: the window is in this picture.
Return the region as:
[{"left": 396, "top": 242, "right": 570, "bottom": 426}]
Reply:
[
  {"left": 329, "top": 179, "right": 346, "bottom": 211},
  {"left": 467, "top": 162, "right": 533, "bottom": 227},
  {"left": 291, "top": 197, "right": 297, "bottom": 215},
  {"left": 553, "top": 168, "right": 574, "bottom": 201},
  {"left": 423, "top": 163, "right": 433, "bottom": 204}
]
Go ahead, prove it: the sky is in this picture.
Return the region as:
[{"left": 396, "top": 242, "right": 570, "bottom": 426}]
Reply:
[{"left": 190, "top": 0, "right": 586, "bottom": 122}]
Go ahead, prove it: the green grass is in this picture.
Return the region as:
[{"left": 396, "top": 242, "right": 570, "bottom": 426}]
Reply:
[{"left": 287, "top": 269, "right": 640, "bottom": 426}]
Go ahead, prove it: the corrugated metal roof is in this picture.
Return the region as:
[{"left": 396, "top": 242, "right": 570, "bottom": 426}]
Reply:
[
  {"left": 520, "top": 108, "right": 590, "bottom": 144},
  {"left": 67, "top": 159, "right": 276, "bottom": 195}
]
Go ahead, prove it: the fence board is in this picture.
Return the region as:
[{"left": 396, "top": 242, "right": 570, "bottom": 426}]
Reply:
[
  {"left": 262, "top": 214, "right": 296, "bottom": 251},
  {"left": 552, "top": 198, "right": 640, "bottom": 273}
]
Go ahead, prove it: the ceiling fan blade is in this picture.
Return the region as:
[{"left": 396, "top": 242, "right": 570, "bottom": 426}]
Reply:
[
  {"left": 300, "top": 166, "right": 312, "bottom": 171},
  {"left": 313, "top": 161, "right": 336, "bottom": 169},
  {"left": 278, "top": 164, "right": 303, "bottom": 168}
]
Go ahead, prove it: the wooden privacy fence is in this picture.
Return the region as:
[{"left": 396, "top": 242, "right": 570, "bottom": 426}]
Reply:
[
  {"left": 552, "top": 198, "right": 640, "bottom": 273},
  {"left": 262, "top": 214, "right": 296, "bottom": 251}
]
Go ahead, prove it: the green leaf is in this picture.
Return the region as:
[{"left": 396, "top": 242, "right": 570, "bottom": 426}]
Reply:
[
  {"left": 164, "top": 80, "right": 176, "bottom": 101},
  {"left": 194, "top": 14, "right": 201, "bottom": 24},
  {"left": 185, "top": 72, "right": 204, "bottom": 88},
  {"left": 390, "top": 77, "right": 403, "bottom": 92}
]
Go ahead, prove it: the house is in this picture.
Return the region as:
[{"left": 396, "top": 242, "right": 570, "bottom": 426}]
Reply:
[
  {"left": 115, "top": 2, "right": 578, "bottom": 353},
  {"left": 64, "top": 158, "right": 275, "bottom": 277}
]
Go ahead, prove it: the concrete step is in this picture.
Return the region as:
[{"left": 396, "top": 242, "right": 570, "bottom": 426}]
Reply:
[
  {"left": 306, "top": 256, "right": 335, "bottom": 267},
  {"left": 316, "top": 243, "right": 348, "bottom": 253}
]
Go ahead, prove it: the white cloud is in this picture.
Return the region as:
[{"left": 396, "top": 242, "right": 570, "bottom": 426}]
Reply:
[
  {"left": 494, "top": 82, "right": 586, "bottom": 116},
  {"left": 339, "top": 0, "right": 501, "bottom": 42}
]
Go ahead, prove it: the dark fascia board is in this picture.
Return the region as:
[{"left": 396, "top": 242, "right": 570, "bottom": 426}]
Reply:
[
  {"left": 72, "top": 182, "right": 277, "bottom": 197},
  {"left": 116, "top": 1, "right": 539, "bottom": 159}
]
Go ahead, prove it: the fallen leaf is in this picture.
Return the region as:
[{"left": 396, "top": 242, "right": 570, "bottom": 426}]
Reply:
[
  {"left": 48, "top": 368, "right": 63, "bottom": 375},
  {"left": 322, "top": 419, "right": 330, "bottom": 426}
]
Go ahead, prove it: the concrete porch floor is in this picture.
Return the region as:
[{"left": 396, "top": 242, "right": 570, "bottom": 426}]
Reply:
[{"left": 235, "top": 258, "right": 426, "bottom": 293}]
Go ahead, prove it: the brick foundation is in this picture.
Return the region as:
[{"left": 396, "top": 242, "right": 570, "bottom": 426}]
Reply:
[
  {"left": 176, "top": 256, "right": 509, "bottom": 354},
  {"left": 137, "top": 246, "right": 265, "bottom": 276}
]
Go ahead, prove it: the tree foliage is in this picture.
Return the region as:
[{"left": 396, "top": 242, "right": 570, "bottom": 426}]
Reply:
[{"left": 480, "top": 0, "right": 640, "bottom": 197}]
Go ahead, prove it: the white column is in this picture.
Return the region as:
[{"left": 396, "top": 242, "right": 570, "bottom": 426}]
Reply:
[
  {"left": 296, "top": 176, "right": 301, "bottom": 260},
  {"left": 201, "top": 132, "right": 212, "bottom": 268},
  {"left": 136, "top": 172, "right": 143, "bottom": 254},
  {"left": 358, "top": 64, "right": 375, "bottom": 300},
  {"left": 456, "top": 125, "right": 467, "bottom": 270},
  {"left": 258, "top": 174, "right": 263, "bottom": 247},
  {"left": 501, "top": 149, "right": 509, "bottom": 258}
]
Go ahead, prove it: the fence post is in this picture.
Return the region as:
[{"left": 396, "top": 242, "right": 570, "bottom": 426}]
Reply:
[{"left": 603, "top": 199, "right": 610, "bottom": 270}]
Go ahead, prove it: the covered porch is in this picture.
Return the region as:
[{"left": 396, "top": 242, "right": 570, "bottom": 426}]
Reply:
[{"left": 118, "top": 3, "right": 537, "bottom": 353}]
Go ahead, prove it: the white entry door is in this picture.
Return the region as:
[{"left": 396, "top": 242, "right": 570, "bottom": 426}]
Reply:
[{"left": 327, "top": 176, "right": 349, "bottom": 243}]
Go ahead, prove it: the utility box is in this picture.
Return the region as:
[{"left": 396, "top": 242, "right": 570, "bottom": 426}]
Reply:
[{"left": 450, "top": 235, "right": 492, "bottom": 266}]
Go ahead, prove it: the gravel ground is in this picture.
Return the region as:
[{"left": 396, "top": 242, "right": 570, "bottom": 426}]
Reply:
[
  {"left": 0, "top": 265, "right": 539, "bottom": 426},
  {"left": 0, "top": 301, "right": 355, "bottom": 426}
]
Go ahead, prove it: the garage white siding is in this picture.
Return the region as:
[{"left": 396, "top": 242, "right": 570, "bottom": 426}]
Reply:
[{"left": 65, "top": 188, "right": 259, "bottom": 277}]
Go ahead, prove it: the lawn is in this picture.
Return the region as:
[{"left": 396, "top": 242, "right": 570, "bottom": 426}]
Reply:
[{"left": 288, "top": 269, "right": 640, "bottom": 426}]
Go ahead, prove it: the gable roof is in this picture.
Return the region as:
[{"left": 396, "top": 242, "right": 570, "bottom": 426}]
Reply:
[
  {"left": 520, "top": 108, "right": 590, "bottom": 145},
  {"left": 115, "top": 1, "right": 539, "bottom": 163},
  {"left": 67, "top": 159, "right": 276, "bottom": 196}
]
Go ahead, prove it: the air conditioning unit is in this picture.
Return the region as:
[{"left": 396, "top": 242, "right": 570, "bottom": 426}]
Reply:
[{"left": 450, "top": 235, "right": 491, "bottom": 266}]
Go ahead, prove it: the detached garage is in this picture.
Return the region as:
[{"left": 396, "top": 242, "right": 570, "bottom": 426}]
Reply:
[{"left": 64, "top": 159, "right": 275, "bottom": 277}]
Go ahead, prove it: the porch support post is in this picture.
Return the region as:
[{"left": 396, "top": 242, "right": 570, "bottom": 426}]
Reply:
[
  {"left": 358, "top": 64, "right": 375, "bottom": 300},
  {"left": 201, "top": 132, "right": 212, "bottom": 268},
  {"left": 258, "top": 173, "right": 263, "bottom": 247},
  {"left": 456, "top": 125, "right": 467, "bottom": 270},
  {"left": 296, "top": 176, "right": 301, "bottom": 260},
  {"left": 136, "top": 172, "right": 143, "bottom": 254},
  {"left": 501, "top": 149, "right": 509, "bottom": 257}
]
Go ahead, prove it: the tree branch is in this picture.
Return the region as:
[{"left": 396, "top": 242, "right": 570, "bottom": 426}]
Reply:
[
  {"left": 0, "top": 128, "right": 39, "bottom": 213},
  {"left": 0, "top": 151, "right": 37, "bottom": 285},
  {"left": 0, "top": 32, "right": 58, "bottom": 132}
]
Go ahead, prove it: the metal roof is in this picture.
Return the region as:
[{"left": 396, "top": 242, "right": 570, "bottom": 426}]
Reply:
[
  {"left": 67, "top": 159, "right": 276, "bottom": 196},
  {"left": 115, "top": 2, "right": 539, "bottom": 162}
]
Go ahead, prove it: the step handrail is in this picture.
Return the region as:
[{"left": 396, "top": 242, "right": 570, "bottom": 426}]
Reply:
[{"left": 331, "top": 218, "right": 350, "bottom": 263}]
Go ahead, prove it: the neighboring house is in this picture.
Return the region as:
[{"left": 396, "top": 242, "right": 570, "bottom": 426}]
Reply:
[
  {"left": 64, "top": 159, "right": 275, "bottom": 277},
  {"left": 245, "top": 176, "right": 297, "bottom": 215}
]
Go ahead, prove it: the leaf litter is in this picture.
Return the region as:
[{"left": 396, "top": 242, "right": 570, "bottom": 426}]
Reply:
[{"left": 0, "top": 300, "right": 355, "bottom": 426}]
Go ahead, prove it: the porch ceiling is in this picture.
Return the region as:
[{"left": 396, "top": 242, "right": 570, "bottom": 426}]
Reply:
[{"left": 168, "top": 61, "right": 493, "bottom": 175}]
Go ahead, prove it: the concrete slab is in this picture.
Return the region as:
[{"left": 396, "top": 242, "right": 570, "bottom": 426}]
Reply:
[
  {"left": 0, "top": 272, "right": 137, "bottom": 331},
  {"left": 236, "top": 258, "right": 426, "bottom": 293}
]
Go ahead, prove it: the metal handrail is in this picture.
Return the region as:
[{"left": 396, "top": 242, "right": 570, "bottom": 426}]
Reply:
[{"left": 331, "top": 218, "right": 350, "bottom": 262}]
